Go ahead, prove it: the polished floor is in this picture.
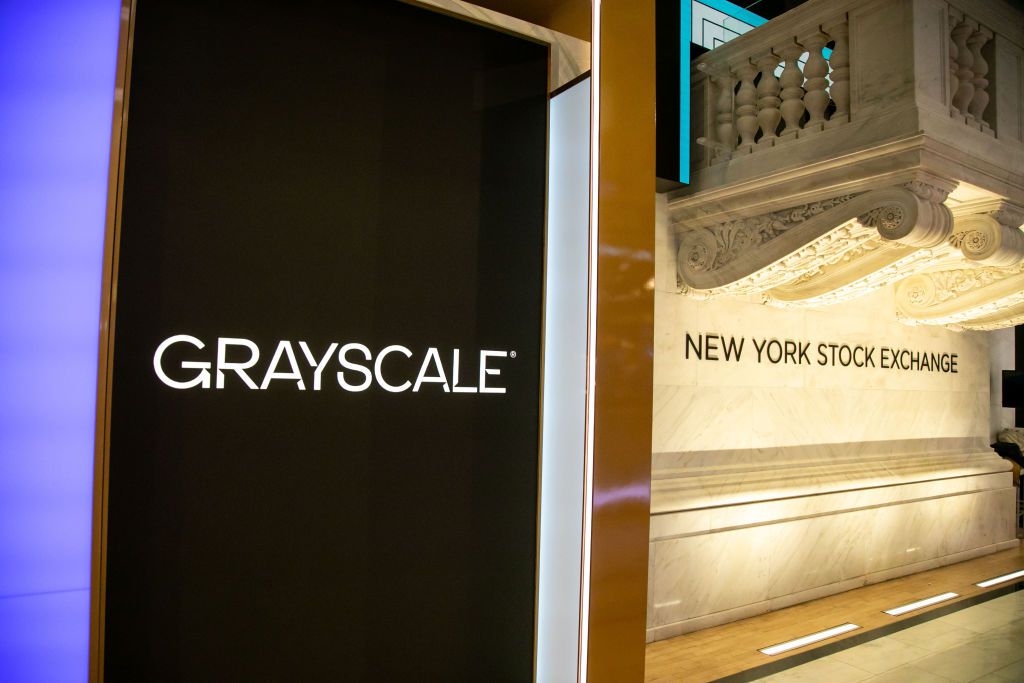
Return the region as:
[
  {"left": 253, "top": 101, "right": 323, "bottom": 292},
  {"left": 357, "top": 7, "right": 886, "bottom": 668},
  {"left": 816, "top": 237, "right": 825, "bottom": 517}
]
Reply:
[
  {"left": 645, "top": 546, "right": 1024, "bottom": 682},
  {"left": 754, "top": 590, "right": 1024, "bottom": 682}
]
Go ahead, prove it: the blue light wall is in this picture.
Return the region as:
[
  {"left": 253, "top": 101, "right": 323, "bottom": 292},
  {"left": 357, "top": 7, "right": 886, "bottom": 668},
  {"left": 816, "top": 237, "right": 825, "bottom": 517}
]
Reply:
[{"left": 0, "top": 1, "right": 120, "bottom": 679}]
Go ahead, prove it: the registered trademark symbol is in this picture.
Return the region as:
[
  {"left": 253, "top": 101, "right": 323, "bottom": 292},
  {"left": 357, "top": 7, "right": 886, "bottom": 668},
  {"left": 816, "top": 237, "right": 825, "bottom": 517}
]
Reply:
[{"left": 510, "top": 351, "right": 517, "bottom": 358}]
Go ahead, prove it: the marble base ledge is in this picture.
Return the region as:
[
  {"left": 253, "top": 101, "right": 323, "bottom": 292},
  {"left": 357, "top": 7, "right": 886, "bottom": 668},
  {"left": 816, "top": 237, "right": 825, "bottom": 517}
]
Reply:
[
  {"left": 646, "top": 539, "right": 1020, "bottom": 643},
  {"left": 646, "top": 440, "right": 1017, "bottom": 642}
]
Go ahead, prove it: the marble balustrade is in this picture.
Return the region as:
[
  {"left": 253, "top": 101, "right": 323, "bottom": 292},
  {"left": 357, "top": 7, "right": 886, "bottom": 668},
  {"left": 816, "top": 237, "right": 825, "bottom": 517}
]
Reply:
[{"left": 687, "top": 0, "right": 1024, "bottom": 182}]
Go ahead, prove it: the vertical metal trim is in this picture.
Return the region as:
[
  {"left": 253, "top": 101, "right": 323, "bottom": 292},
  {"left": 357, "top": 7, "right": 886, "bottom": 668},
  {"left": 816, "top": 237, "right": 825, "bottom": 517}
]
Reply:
[{"left": 89, "top": 1, "right": 135, "bottom": 680}]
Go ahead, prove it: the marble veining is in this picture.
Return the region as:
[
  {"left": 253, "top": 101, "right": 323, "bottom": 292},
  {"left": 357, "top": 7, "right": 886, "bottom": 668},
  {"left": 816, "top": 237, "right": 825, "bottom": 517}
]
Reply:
[
  {"left": 648, "top": 169, "right": 1018, "bottom": 642},
  {"left": 648, "top": 489, "right": 1016, "bottom": 640}
]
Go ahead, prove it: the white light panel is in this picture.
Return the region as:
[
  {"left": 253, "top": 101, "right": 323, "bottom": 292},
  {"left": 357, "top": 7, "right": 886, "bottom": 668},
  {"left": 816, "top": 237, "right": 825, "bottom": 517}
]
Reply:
[
  {"left": 976, "top": 569, "right": 1024, "bottom": 588},
  {"left": 883, "top": 592, "right": 959, "bottom": 616},
  {"left": 759, "top": 623, "right": 860, "bottom": 656}
]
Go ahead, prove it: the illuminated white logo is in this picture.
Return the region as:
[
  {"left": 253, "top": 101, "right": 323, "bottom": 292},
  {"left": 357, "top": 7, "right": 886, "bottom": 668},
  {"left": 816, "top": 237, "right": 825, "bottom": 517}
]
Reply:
[{"left": 153, "top": 335, "right": 511, "bottom": 394}]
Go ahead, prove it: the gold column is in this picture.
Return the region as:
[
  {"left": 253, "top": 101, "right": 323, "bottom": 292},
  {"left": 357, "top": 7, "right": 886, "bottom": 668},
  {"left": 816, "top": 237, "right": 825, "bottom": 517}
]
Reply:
[{"left": 586, "top": 1, "right": 655, "bottom": 681}]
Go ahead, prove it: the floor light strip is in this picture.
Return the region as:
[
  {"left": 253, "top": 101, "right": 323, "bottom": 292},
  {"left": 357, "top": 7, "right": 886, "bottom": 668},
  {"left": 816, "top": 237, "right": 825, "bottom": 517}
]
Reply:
[
  {"left": 976, "top": 569, "right": 1024, "bottom": 588},
  {"left": 759, "top": 623, "right": 860, "bottom": 656},
  {"left": 883, "top": 592, "right": 959, "bottom": 616}
]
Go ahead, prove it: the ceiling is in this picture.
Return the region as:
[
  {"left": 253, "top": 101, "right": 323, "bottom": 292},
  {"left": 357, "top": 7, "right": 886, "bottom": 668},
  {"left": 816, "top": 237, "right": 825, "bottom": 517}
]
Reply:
[{"left": 470, "top": 0, "right": 590, "bottom": 40}]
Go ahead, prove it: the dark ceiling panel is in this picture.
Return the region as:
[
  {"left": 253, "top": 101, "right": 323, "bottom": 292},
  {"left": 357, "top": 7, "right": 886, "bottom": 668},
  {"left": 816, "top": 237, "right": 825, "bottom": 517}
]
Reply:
[{"left": 471, "top": 0, "right": 591, "bottom": 40}]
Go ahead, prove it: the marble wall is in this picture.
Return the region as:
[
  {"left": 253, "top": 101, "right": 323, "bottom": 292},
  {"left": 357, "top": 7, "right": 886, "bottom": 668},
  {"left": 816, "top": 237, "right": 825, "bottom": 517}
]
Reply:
[{"left": 649, "top": 195, "right": 1018, "bottom": 641}]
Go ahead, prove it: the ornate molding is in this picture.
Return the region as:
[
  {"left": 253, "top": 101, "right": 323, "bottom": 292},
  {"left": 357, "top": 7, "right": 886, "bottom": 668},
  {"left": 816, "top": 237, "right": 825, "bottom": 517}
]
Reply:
[
  {"left": 676, "top": 184, "right": 954, "bottom": 295},
  {"left": 678, "top": 194, "right": 858, "bottom": 275},
  {"left": 949, "top": 212, "right": 1024, "bottom": 267},
  {"left": 961, "top": 312, "right": 1024, "bottom": 331},
  {"left": 860, "top": 205, "right": 906, "bottom": 235},
  {"left": 905, "top": 180, "right": 952, "bottom": 205},
  {"left": 766, "top": 245, "right": 940, "bottom": 308},
  {"left": 991, "top": 206, "right": 1024, "bottom": 230},
  {"left": 679, "top": 219, "right": 877, "bottom": 296},
  {"left": 929, "top": 290, "right": 1024, "bottom": 327},
  {"left": 897, "top": 264, "right": 1024, "bottom": 309},
  {"left": 862, "top": 181, "right": 954, "bottom": 247},
  {"left": 785, "top": 237, "right": 884, "bottom": 287},
  {"left": 894, "top": 263, "right": 1024, "bottom": 329}
]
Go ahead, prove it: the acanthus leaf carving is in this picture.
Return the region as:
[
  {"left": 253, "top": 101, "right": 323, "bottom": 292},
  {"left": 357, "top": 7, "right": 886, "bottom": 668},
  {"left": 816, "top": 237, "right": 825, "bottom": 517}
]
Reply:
[
  {"left": 949, "top": 211, "right": 1024, "bottom": 266},
  {"left": 949, "top": 229, "right": 990, "bottom": 254},
  {"left": 859, "top": 205, "right": 906, "bottom": 234},
  {"left": 990, "top": 206, "right": 1024, "bottom": 230},
  {"left": 905, "top": 180, "right": 952, "bottom": 204},
  {"left": 683, "top": 194, "right": 859, "bottom": 274},
  {"left": 766, "top": 245, "right": 938, "bottom": 308},
  {"left": 897, "top": 263, "right": 1024, "bottom": 309},
  {"left": 788, "top": 238, "right": 883, "bottom": 286},
  {"left": 962, "top": 312, "right": 1024, "bottom": 331},
  {"left": 675, "top": 185, "right": 953, "bottom": 296}
]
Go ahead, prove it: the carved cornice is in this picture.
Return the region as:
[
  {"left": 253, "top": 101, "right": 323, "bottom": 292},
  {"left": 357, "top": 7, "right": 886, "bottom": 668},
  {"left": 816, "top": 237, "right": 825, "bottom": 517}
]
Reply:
[
  {"left": 897, "top": 264, "right": 1024, "bottom": 308},
  {"left": 961, "top": 311, "right": 1024, "bottom": 331},
  {"left": 785, "top": 237, "right": 885, "bottom": 287},
  {"left": 678, "top": 194, "right": 858, "bottom": 274},
  {"left": 991, "top": 206, "right": 1024, "bottom": 230},
  {"left": 931, "top": 291, "right": 1024, "bottom": 327},
  {"left": 676, "top": 183, "right": 954, "bottom": 295},
  {"left": 678, "top": 219, "right": 876, "bottom": 296},
  {"left": 949, "top": 211, "right": 1024, "bottom": 267},
  {"left": 905, "top": 180, "right": 952, "bottom": 205},
  {"left": 894, "top": 263, "right": 1024, "bottom": 329},
  {"left": 766, "top": 245, "right": 940, "bottom": 308}
]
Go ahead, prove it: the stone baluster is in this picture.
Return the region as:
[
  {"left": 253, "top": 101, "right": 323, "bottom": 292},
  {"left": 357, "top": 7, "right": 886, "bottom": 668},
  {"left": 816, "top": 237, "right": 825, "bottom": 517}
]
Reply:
[
  {"left": 755, "top": 51, "right": 782, "bottom": 147},
  {"left": 823, "top": 17, "right": 850, "bottom": 127},
  {"left": 713, "top": 73, "right": 737, "bottom": 158},
  {"left": 950, "top": 18, "right": 975, "bottom": 121},
  {"left": 800, "top": 30, "right": 830, "bottom": 132},
  {"left": 733, "top": 61, "right": 759, "bottom": 154},
  {"left": 967, "top": 26, "right": 993, "bottom": 134},
  {"left": 777, "top": 40, "right": 805, "bottom": 141}
]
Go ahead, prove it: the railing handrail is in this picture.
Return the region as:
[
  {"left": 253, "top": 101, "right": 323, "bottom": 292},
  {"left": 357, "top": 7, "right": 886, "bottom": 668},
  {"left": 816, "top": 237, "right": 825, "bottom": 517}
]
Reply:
[
  {"left": 690, "top": 0, "right": 1020, "bottom": 77},
  {"left": 947, "top": 0, "right": 1024, "bottom": 47}
]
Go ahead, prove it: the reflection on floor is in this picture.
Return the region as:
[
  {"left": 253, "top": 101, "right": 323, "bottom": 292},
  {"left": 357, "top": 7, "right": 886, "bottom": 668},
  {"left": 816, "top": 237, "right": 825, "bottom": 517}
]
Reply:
[
  {"left": 755, "top": 590, "right": 1024, "bottom": 682},
  {"left": 645, "top": 546, "right": 1024, "bottom": 682}
]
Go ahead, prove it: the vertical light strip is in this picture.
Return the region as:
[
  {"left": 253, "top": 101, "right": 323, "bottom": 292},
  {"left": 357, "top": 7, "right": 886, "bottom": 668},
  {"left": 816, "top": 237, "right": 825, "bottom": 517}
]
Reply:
[
  {"left": 537, "top": 77, "right": 590, "bottom": 683},
  {"left": 679, "top": 0, "right": 691, "bottom": 183},
  {"left": 578, "top": 1, "right": 601, "bottom": 680}
]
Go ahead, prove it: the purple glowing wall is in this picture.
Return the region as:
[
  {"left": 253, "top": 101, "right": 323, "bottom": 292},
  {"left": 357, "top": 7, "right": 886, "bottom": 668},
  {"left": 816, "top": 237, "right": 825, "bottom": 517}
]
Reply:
[{"left": 0, "top": 1, "right": 120, "bottom": 679}]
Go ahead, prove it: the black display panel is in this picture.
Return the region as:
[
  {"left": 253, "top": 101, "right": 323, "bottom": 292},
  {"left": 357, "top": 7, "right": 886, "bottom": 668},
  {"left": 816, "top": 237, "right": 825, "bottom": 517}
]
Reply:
[
  {"left": 1003, "top": 370, "right": 1024, "bottom": 409},
  {"left": 656, "top": 0, "right": 684, "bottom": 185},
  {"left": 103, "top": 1, "right": 548, "bottom": 680}
]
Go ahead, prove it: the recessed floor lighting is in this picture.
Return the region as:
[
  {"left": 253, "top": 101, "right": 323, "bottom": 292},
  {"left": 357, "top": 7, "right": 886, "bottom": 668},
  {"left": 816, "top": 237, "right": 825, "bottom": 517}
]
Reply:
[
  {"left": 883, "top": 592, "right": 959, "bottom": 616},
  {"left": 759, "top": 623, "right": 860, "bottom": 656},
  {"left": 976, "top": 569, "right": 1024, "bottom": 588}
]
